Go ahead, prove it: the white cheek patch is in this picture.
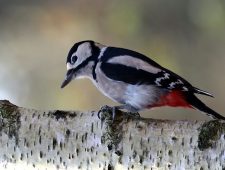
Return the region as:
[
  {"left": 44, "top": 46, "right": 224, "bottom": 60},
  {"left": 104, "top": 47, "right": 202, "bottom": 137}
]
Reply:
[{"left": 75, "top": 43, "right": 92, "bottom": 65}]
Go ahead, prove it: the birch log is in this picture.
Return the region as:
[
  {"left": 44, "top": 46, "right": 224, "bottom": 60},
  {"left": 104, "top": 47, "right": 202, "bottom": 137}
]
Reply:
[{"left": 0, "top": 100, "right": 225, "bottom": 170}]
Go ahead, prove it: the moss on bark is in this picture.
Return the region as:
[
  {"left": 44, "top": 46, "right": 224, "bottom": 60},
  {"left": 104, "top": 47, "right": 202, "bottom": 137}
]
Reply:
[{"left": 198, "top": 120, "right": 225, "bottom": 150}]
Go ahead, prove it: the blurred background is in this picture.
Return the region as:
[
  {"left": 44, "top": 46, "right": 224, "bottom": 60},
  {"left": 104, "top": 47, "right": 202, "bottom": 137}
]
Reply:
[{"left": 0, "top": 0, "right": 225, "bottom": 120}]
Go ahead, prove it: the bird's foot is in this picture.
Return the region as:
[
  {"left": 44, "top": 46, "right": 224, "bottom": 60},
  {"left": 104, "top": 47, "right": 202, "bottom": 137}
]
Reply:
[
  {"left": 98, "top": 105, "right": 113, "bottom": 119},
  {"left": 98, "top": 105, "right": 123, "bottom": 121},
  {"left": 98, "top": 105, "right": 141, "bottom": 120}
]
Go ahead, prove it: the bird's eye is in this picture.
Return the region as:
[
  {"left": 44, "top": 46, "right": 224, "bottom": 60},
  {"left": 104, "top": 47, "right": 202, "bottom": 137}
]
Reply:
[{"left": 71, "top": 55, "right": 77, "bottom": 64}]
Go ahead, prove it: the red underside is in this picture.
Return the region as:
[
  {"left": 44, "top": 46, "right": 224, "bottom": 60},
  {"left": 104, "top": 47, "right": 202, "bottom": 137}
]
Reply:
[{"left": 150, "top": 90, "right": 192, "bottom": 108}]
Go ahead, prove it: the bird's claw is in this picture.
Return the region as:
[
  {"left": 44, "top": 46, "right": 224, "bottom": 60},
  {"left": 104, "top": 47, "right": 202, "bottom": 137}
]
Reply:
[
  {"left": 98, "top": 105, "right": 141, "bottom": 121},
  {"left": 98, "top": 105, "right": 114, "bottom": 120}
]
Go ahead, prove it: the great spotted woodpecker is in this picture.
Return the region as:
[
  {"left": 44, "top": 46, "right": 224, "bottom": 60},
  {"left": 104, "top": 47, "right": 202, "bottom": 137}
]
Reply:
[{"left": 61, "top": 40, "right": 225, "bottom": 120}]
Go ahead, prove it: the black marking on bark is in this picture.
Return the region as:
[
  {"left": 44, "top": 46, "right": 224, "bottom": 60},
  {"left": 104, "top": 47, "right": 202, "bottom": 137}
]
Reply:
[
  {"left": 20, "top": 153, "right": 24, "bottom": 161},
  {"left": 40, "top": 151, "right": 43, "bottom": 158},
  {"left": 60, "top": 142, "right": 63, "bottom": 150},
  {"left": 115, "top": 150, "right": 122, "bottom": 156},
  {"left": 63, "top": 162, "right": 66, "bottom": 167},
  {"left": 139, "top": 155, "right": 144, "bottom": 165},
  {"left": 38, "top": 126, "right": 41, "bottom": 135},
  {"left": 108, "top": 163, "right": 114, "bottom": 170},
  {"left": 198, "top": 120, "right": 225, "bottom": 150},
  {"left": 172, "top": 136, "right": 178, "bottom": 141},
  {"left": 65, "top": 129, "right": 70, "bottom": 142},
  {"left": 29, "top": 124, "right": 32, "bottom": 130},
  {"left": 131, "top": 143, "right": 134, "bottom": 150},
  {"left": 131, "top": 164, "right": 134, "bottom": 169},
  {"left": 181, "top": 138, "right": 184, "bottom": 146},
  {"left": 91, "top": 123, "right": 94, "bottom": 133},
  {"left": 90, "top": 146, "right": 94, "bottom": 153},
  {"left": 133, "top": 150, "right": 137, "bottom": 159},
  {"left": 23, "top": 138, "right": 26, "bottom": 146},
  {"left": 76, "top": 148, "right": 80, "bottom": 156},
  {"left": 39, "top": 135, "right": 42, "bottom": 144},
  {"left": 52, "top": 110, "right": 77, "bottom": 120},
  {"left": 82, "top": 132, "right": 88, "bottom": 143},
  {"left": 53, "top": 138, "right": 57, "bottom": 150},
  {"left": 107, "top": 144, "right": 112, "bottom": 151}
]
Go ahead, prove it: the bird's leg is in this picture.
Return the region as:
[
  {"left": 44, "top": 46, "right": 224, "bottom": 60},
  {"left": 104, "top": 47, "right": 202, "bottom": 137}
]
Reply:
[
  {"left": 97, "top": 105, "right": 122, "bottom": 120},
  {"left": 106, "top": 105, "right": 141, "bottom": 119},
  {"left": 98, "top": 104, "right": 140, "bottom": 120},
  {"left": 98, "top": 105, "right": 112, "bottom": 119}
]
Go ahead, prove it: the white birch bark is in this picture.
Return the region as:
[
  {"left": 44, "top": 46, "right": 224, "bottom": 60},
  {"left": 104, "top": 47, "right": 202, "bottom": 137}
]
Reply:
[{"left": 0, "top": 100, "right": 224, "bottom": 170}]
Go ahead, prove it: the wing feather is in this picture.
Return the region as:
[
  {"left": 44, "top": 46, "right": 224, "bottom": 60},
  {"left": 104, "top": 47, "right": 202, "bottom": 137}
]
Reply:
[{"left": 100, "top": 47, "right": 195, "bottom": 92}]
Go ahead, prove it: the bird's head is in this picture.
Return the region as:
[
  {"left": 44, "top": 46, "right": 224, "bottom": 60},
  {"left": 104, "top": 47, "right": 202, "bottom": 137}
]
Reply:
[{"left": 61, "top": 40, "right": 102, "bottom": 88}]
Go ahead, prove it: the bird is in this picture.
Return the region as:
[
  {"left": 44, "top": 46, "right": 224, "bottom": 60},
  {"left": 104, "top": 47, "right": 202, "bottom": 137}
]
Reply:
[{"left": 61, "top": 40, "right": 225, "bottom": 120}]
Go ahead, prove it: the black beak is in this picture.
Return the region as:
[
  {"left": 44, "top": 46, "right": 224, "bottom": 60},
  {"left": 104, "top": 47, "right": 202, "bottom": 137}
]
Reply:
[{"left": 61, "top": 69, "right": 74, "bottom": 88}]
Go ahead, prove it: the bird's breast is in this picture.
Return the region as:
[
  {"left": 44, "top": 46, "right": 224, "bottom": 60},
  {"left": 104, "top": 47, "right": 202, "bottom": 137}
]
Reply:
[{"left": 93, "top": 63, "right": 164, "bottom": 109}]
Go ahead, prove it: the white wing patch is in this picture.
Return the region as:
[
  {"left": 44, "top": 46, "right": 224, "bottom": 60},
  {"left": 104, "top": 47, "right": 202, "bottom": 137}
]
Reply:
[
  {"left": 155, "top": 72, "right": 170, "bottom": 86},
  {"left": 107, "top": 55, "right": 161, "bottom": 74},
  {"left": 168, "top": 79, "right": 183, "bottom": 89},
  {"left": 154, "top": 71, "right": 189, "bottom": 91}
]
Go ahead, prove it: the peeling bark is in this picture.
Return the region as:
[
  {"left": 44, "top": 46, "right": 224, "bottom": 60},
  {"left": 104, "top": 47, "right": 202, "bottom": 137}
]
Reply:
[{"left": 0, "top": 100, "right": 224, "bottom": 170}]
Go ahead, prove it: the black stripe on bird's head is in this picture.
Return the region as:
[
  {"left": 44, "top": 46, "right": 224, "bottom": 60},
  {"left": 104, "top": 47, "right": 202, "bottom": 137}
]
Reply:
[{"left": 61, "top": 40, "right": 101, "bottom": 88}]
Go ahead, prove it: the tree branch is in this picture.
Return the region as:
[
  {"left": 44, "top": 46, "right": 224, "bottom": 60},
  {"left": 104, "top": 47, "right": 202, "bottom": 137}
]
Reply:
[{"left": 0, "top": 100, "right": 224, "bottom": 169}]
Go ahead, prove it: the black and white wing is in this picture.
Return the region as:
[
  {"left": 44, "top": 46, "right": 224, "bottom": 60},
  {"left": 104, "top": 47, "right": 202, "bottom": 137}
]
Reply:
[{"left": 100, "top": 47, "right": 213, "bottom": 96}]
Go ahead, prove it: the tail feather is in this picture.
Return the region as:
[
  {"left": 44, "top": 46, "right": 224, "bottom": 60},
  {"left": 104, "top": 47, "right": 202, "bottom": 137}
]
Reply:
[
  {"left": 194, "top": 87, "right": 214, "bottom": 98},
  {"left": 186, "top": 94, "right": 225, "bottom": 120}
]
